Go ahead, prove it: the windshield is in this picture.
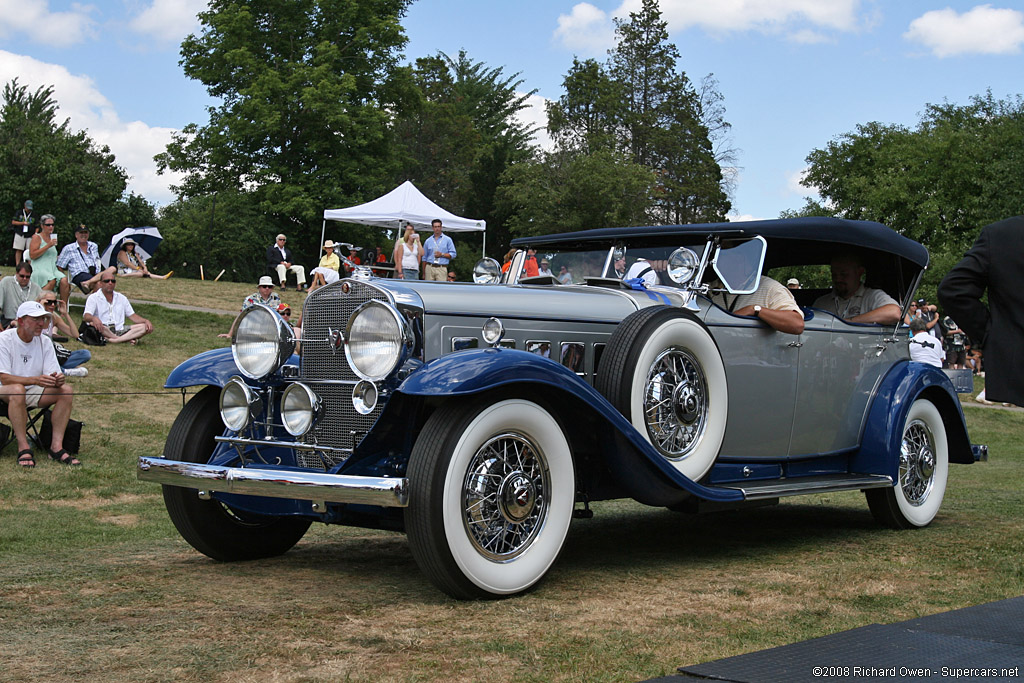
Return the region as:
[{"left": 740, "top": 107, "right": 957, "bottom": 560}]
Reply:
[{"left": 517, "top": 242, "right": 709, "bottom": 287}]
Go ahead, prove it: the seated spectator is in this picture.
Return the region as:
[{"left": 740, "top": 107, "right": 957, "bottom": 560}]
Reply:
[
  {"left": 0, "top": 301, "right": 78, "bottom": 466},
  {"left": 447, "top": 271, "right": 457, "bottom": 282},
  {"left": 82, "top": 275, "right": 154, "bottom": 345},
  {"left": 266, "top": 234, "right": 306, "bottom": 291},
  {"left": 0, "top": 263, "right": 43, "bottom": 328},
  {"left": 117, "top": 238, "right": 172, "bottom": 279},
  {"left": 812, "top": 253, "right": 901, "bottom": 324},
  {"left": 786, "top": 278, "right": 800, "bottom": 290},
  {"left": 219, "top": 276, "right": 281, "bottom": 338},
  {"left": 37, "top": 293, "right": 90, "bottom": 377},
  {"left": 309, "top": 240, "right": 341, "bottom": 291},
  {"left": 26, "top": 214, "right": 70, "bottom": 303},
  {"left": 538, "top": 259, "right": 553, "bottom": 277},
  {"left": 56, "top": 225, "right": 115, "bottom": 295},
  {"left": 908, "top": 318, "right": 944, "bottom": 367},
  {"left": 710, "top": 275, "right": 805, "bottom": 335},
  {"left": 557, "top": 265, "right": 572, "bottom": 285}
]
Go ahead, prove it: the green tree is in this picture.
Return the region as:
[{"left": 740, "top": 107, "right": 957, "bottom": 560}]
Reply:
[
  {"left": 530, "top": 0, "right": 730, "bottom": 231},
  {"left": 156, "top": 0, "right": 413, "bottom": 262},
  {"left": 0, "top": 79, "right": 129, "bottom": 250},
  {"left": 802, "top": 90, "right": 1024, "bottom": 298},
  {"left": 498, "top": 149, "right": 655, "bottom": 237},
  {"left": 392, "top": 51, "right": 537, "bottom": 257}
]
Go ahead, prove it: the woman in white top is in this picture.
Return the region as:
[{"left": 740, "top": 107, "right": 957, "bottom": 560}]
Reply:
[{"left": 392, "top": 224, "right": 423, "bottom": 280}]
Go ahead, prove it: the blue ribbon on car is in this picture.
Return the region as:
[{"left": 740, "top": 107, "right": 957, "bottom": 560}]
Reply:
[{"left": 624, "top": 278, "right": 672, "bottom": 305}]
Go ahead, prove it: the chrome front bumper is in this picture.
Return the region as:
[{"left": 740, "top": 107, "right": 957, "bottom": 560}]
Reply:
[{"left": 137, "top": 456, "right": 409, "bottom": 507}]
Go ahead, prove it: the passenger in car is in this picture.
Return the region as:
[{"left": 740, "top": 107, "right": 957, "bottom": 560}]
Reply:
[
  {"left": 710, "top": 275, "right": 805, "bottom": 335},
  {"left": 813, "top": 253, "right": 901, "bottom": 325}
]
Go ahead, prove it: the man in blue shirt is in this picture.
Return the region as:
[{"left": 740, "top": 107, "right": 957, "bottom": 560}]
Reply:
[
  {"left": 56, "top": 225, "right": 115, "bottom": 295},
  {"left": 422, "top": 219, "right": 456, "bottom": 281}
]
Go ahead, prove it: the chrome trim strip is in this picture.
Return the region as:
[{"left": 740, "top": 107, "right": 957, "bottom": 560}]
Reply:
[
  {"left": 138, "top": 456, "right": 409, "bottom": 507},
  {"left": 214, "top": 435, "right": 351, "bottom": 455},
  {"left": 718, "top": 474, "right": 894, "bottom": 500}
]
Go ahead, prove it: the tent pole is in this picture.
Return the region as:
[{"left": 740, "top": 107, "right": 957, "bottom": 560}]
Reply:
[{"left": 320, "top": 220, "right": 326, "bottom": 254}]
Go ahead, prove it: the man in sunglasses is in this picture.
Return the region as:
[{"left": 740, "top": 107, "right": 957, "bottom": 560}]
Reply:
[
  {"left": 0, "top": 262, "right": 43, "bottom": 328},
  {"left": 218, "top": 276, "right": 281, "bottom": 338},
  {"left": 56, "top": 224, "right": 115, "bottom": 294},
  {"left": 81, "top": 275, "right": 154, "bottom": 344}
]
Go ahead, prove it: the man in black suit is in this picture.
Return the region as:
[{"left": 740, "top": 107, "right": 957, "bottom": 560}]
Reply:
[
  {"left": 266, "top": 234, "right": 306, "bottom": 291},
  {"left": 938, "top": 216, "right": 1024, "bottom": 406}
]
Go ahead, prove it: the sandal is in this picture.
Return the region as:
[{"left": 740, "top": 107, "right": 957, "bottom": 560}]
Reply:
[
  {"left": 17, "top": 449, "right": 35, "bottom": 468},
  {"left": 48, "top": 448, "right": 81, "bottom": 466}
]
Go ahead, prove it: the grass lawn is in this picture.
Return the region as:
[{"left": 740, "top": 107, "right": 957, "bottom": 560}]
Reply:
[{"left": 0, "top": 275, "right": 1021, "bottom": 682}]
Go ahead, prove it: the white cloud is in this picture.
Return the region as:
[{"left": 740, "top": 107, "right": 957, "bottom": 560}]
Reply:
[
  {"left": 728, "top": 213, "right": 765, "bottom": 222},
  {"left": 554, "top": 0, "right": 864, "bottom": 53},
  {"left": 515, "top": 92, "right": 553, "bottom": 151},
  {"left": 129, "top": 0, "right": 206, "bottom": 44},
  {"left": 0, "top": 0, "right": 97, "bottom": 44},
  {"left": 553, "top": 3, "right": 616, "bottom": 56},
  {"left": 0, "top": 51, "right": 182, "bottom": 204},
  {"left": 904, "top": 5, "right": 1024, "bottom": 57},
  {"left": 787, "top": 168, "right": 812, "bottom": 196}
]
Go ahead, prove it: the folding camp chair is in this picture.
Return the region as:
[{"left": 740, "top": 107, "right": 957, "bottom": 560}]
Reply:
[{"left": 0, "top": 402, "right": 49, "bottom": 454}]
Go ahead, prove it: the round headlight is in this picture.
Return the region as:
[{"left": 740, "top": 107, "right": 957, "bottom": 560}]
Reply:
[
  {"left": 352, "top": 380, "right": 378, "bottom": 415},
  {"left": 345, "top": 300, "right": 410, "bottom": 381},
  {"left": 473, "top": 257, "right": 501, "bottom": 284},
  {"left": 232, "top": 305, "right": 296, "bottom": 379},
  {"left": 668, "top": 247, "right": 700, "bottom": 285},
  {"left": 280, "top": 383, "right": 321, "bottom": 437},
  {"left": 220, "top": 376, "right": 262, "bottom": 432},
  {"left": 481, "top": 317, "right": 504, "bottom": 346}
]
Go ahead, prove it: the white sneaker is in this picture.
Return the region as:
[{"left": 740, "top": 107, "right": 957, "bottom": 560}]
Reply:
[{"left": 64, "top": 367, "right": 88, "bottom": 377}]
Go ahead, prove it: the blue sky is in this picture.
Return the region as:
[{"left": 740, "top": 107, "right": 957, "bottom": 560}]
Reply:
[{"left": 2, "top": 1, "right": 1023, "bottom": 222}]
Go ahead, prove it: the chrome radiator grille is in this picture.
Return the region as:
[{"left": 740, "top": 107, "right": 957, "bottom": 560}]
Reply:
[{"left": 296, "top": 280, "right": 389, "bottom": 468}]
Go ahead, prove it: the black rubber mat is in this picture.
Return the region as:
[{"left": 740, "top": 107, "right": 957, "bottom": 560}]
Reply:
[{"left": 649, "top": 596, "right": 1024, "bottom": 682}]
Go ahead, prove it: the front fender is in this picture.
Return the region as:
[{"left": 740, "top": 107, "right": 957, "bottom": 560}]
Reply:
[
  {"left": 854, "top": 360, "right": 972, "bottom": 479},
  {"left": 395, "top": 348, "right": 743, "bottom": 503},
  {"left": 165, "top": 348, "right": 239, "bottom": 389}
]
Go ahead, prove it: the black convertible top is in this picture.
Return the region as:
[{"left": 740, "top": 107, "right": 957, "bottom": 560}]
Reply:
[{"left": 512, "top": 216, "right": 929, "bottom": 269}]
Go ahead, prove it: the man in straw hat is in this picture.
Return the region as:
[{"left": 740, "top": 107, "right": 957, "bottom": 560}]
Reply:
[{"left": 0, "top": 301, "right": 79, "bottom": 467}]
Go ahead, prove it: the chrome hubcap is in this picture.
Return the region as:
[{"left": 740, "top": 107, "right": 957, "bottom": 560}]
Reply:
[
  {"left": 644, "top": 347, "right": 708, "bottom": 459},
  {"left": 462, "top": 433, "right": 549, "bottom": 561},
  {"left": 900, "top": 419, "right": 936, "bottom": 506}
]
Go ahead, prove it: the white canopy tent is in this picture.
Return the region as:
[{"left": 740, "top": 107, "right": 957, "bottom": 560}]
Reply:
[{"left": 322, "top": 180, "right": 487, "bottom": 255}]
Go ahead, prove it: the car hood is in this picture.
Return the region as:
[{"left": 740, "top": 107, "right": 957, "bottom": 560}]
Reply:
[{"left": 378, "top": 279, "right": 644, "bottom": 322}]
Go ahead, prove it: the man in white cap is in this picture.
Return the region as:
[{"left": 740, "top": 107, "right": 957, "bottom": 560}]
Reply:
[
  {"left": 82, "top": 274, "right": 154, "bottom": 344},
  {"left": 0, "top": 301, "right": 78, "bottom": 467},
  {"left": 266, "top": 234, "right": 306, "bottom": 291},
  {"left": 218, "top": 276, "right": 282, "bottom": 338}
]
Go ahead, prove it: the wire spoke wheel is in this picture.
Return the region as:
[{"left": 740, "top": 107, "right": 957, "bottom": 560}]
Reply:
[
  {"left": 899, "top": 419, "right": 936, "bottom": 505},
  {"left": 462, "top": 432, "right": 550, "bottom": 561},
  {"left": 643, "top": 347, "right": 708, "bottom": 459}
]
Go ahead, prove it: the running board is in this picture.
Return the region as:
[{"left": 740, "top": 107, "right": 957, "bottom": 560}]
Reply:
[{"left": 712, "top": 474, "right": 894, "bottom": 501}]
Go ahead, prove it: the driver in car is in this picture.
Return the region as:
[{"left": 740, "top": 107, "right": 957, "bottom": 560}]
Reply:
[
  {"left": 813, "top": 253, "right": 900, "bottom": 325},
  {"left": 710, "top": 275, "right": 805, "bottom": 335}
]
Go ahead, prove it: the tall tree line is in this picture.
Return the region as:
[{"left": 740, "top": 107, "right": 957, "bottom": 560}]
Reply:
[
  {"left": 499, "top": 0, "right": 733, "bottom": 239},
  {"left": 0, "top": 79, "right": 153, "bottom": 260}
]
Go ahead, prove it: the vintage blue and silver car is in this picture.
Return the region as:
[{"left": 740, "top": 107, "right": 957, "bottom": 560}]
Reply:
[{"left": 139, "top": 217, "right": 984, "bottom": 599}]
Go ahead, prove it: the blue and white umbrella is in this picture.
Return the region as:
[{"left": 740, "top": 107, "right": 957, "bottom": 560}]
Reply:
[{"left": 101, "top": 226, "right": 163, "bottom": 269}]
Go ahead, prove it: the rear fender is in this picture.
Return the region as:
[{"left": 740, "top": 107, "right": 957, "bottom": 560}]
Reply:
[{"left": 853, "top": 360, "right": 972, "bottom": 479}]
